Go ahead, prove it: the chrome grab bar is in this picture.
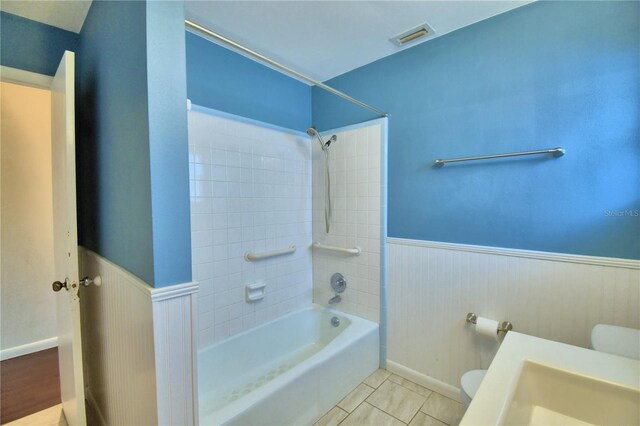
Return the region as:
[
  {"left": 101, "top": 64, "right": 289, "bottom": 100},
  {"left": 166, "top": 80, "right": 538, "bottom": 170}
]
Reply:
[{"left": 434, "top": 147, "right": 565, "bottom": 167}]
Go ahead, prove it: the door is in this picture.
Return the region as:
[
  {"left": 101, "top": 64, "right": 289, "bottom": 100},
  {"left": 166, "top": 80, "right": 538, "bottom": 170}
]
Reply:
[{"left": 51, "top": 50, "right": 86, "bottom": 425}]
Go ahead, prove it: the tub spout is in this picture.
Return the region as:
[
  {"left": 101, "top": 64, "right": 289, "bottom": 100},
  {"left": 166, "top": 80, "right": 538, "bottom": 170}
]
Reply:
[{"left": 329, "top": 294, "right": 341, "bottom": 304}]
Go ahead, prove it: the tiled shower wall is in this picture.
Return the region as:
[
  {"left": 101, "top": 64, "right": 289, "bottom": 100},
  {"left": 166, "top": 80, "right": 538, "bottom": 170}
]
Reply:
[
  {"left": 188, "top": 107, "right": 313, "bottom": 348},
  {"left": 312, "top": 122, "right": 384, "bottom": 323}
]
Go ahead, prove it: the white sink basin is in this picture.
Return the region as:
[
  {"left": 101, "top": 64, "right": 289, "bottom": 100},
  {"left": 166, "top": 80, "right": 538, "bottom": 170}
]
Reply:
[
  {"left": 461, "top": 332, "right": 640, "bottom": 425},
  {"left": 499, "top": 360, "right": 640, "bottom": 425}
]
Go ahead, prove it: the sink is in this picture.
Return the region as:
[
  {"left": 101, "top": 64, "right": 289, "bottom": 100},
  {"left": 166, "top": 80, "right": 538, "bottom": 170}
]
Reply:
[{"left": 498, "top": 360, "right": 640, "bottom": 425}]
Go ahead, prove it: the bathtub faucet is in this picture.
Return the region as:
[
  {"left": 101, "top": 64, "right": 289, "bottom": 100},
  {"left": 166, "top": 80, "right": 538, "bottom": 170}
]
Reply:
[{"left": 328, "top": 294, "right": 341, "bottom": 304}]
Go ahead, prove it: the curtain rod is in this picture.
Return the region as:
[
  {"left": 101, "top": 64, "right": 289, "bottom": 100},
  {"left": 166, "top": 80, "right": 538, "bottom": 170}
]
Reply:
[{"left": 185, "top": 19, "right": 389, "bottom": 119}]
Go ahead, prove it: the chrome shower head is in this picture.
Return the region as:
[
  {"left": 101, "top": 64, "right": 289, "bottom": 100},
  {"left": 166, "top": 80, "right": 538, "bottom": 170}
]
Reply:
[{"left": 307, "top": 127, "right": 326, "bottom": 150}]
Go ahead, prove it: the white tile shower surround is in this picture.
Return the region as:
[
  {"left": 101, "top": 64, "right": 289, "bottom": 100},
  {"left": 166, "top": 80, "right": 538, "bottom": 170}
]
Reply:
[
  {"left": 188, "top": 108, "right": 313, "bottom": 347},
  {"left": 386, "top": 238, "right": 640, "bottom": 400},
  {"left": 312, "top": 124, "right": 383, "bottom": 323}
]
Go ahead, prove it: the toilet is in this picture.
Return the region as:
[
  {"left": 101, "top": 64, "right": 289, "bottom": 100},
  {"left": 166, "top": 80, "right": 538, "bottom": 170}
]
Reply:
[
  {"left": 591, "top": 324, "right": 640, "bottom": 360},
  {"left": 460, "top": 324, "right": 640, "bottom": 409},
  {"left": 460, "top": 369, "right": 486, "bottom": 408}
]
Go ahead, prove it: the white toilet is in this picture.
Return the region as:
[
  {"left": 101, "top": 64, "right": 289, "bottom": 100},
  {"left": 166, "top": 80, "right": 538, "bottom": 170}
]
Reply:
[
  {"left": 460, "top": 369, "right": 486, "bottom": 408},
  {"left": 460, "top": 324, "right": 640, "bottom": 409},
  {"left": 590, "top": 324, "right": 640, "bottom": 359}
]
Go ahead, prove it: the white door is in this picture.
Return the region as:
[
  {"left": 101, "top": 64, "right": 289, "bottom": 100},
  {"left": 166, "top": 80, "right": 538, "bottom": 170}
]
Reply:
[{"left": 51, "top": 50, "right": 86, "bottom": 426}]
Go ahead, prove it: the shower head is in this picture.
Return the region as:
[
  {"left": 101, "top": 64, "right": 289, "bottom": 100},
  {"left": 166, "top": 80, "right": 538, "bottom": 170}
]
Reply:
[
  {"left": 306, "top": 127, "right": 337, "bottom": 151},
  {"left": 307, "top": 127, "right": 326, "bottom": 150}
]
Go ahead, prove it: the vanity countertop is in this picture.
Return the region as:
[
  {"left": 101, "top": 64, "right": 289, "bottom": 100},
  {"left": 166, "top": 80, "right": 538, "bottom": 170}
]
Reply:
[{"left": 460, "top": 331, "right": 640, "bottom": 425}]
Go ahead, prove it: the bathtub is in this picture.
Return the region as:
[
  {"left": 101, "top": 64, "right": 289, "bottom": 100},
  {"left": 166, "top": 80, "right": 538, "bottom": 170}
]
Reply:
[{"left": 198, "top": 305, "right": 379, "bottom": 425}]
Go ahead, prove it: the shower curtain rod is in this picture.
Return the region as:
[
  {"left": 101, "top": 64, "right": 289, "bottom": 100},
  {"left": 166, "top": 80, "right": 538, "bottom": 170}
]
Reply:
[{"left": 185, "top": 19, "right": 389, "bottom": 119}]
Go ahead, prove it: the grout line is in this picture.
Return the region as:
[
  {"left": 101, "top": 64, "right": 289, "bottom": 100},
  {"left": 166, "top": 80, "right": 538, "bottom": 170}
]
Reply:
[
  {"left": 364, "top": 377, "right": 420, "bottom": 424},
  {"left": 406, "top": 409, "right": 420, "bottom": 425},
  {"left": 332, "top": 371, "right": 460, "bottom": 426}
]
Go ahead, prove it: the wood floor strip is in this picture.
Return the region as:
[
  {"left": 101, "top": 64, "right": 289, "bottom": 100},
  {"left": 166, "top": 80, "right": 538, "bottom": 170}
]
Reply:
[{"left": 0, "top": 348, "right": 61, "bottom": 424}]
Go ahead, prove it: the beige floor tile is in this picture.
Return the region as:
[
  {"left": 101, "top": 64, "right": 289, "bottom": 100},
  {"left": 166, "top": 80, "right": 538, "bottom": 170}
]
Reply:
[
  {"left": 420, "top": 393, "right": 466, "bottom": 426},
  {"left": 314, "top": 406, "right": 349, "bottom": 426},
  {"left": 5, "top": 405, "right": 66, "bottom": 426},
  {"left": 338, "top": 383, "right": 376, "bottom": 413},
  {"left": 341, "top": 402, "right": 405, "bottom": 426},
  {"left": 409, "top": 412, "right": 447, "bottom": 426},
  {"left": 387, "top": 374, "right": 434, "bottom": 398},
  {"left": 366, "top": 380, "right": 426, "bottom": 423},
  {"left": 363, "top": 368, "right": 391, "bottom": 388}
]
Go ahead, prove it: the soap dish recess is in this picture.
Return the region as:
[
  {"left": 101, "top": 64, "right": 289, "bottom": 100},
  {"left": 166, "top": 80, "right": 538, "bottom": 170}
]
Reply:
[{"left": 246, "top": 282, "right": 266, "bottom": 302}]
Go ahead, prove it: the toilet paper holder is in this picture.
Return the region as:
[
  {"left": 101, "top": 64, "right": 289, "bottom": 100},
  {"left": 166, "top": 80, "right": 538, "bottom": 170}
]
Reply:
[{"left": 466, "top": 313, "right": 513, "bottom": 333}]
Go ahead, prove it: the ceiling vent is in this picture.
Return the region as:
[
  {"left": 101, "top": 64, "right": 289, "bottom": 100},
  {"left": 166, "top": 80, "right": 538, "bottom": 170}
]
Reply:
[{"left": 391, "top": 23, "right": 435, "bottom": 47}]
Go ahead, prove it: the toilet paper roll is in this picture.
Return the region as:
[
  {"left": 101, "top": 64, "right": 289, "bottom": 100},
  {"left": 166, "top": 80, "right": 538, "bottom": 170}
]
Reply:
[{"left": 475, "top": 317, "right": 500, "bottom": 341}]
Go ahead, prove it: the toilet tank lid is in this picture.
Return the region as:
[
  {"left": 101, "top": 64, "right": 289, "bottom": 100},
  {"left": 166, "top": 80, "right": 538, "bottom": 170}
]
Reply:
[{"left": 591, "top": 324, "right": 640, "bottom": 360}]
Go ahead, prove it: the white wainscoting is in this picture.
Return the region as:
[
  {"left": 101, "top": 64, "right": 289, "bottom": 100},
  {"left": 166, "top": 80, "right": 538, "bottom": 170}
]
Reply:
[
  {"left": 152, "top": 283, "right": 199, "bottom": 425},
  {"left": 387, "top": 238, "right": 640, "bottom": 400},
  {"left": 80, "top": 248, "right": 198, "bottom": 425}
]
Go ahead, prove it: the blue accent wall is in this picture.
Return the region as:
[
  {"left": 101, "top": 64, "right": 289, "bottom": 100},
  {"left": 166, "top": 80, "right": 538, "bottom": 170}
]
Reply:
[
  {"left": 146, "top": 1, "right": 192, "bottom": 286},
  {"left": 77, "top": 0, "right": 155, "bottom": 284},
  {"left": 77, "top": 0, "right": 191, "bottom": 286},
  {"left": 312, "top": 1, "right": 640, "bottom": 260},
  {"left": 0, "top": 11, "right": 78, "bottom": 76},
  {"left": 185, "top": 31, "right": 312, "bottom": 131}
]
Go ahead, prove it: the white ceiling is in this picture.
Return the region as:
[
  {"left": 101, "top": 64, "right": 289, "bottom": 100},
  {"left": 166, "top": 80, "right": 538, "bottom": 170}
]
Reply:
[
  {"left": 0, "top": 0, "right": 92, "bottom": 33},
  {"left": 185, "top": 1, "right": 533, "bottom": 82},
  {"left": 1, "top": 1, "right": 533, "bottom": 82}
]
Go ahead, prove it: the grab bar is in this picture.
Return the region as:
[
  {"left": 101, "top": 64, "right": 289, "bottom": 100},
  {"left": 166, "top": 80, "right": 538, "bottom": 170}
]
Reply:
[
  {"left": 244, "top": 246, "right": 296, "bottom": 261},
  {"left": 434, "top": 147, "right": 565, "bottom": 167},
  {"left": 312, "top": 242, "right": 361, "bottom": 256}
]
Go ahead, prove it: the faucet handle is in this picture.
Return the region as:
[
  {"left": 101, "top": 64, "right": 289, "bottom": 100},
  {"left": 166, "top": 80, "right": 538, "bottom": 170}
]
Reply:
[{"left": 331, "top": 273, "right": 347, "bottom": 293}]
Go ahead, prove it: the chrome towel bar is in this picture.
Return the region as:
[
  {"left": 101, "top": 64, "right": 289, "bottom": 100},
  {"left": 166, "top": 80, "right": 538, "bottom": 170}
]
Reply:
[
  {"left": 434, "top": 147, "right": 565, "bottom": 167},
  {"left": 312, "top": 242, "right": 361, "bottom": 256},
  {"left": 244, "top": 246, "right": 296, "bottom": 261}
]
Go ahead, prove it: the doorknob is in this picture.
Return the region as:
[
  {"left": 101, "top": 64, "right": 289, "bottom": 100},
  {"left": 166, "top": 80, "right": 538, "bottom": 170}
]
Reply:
[
  {"left": 52, "top": 279, "right": 68, "bottom": 292},
  {"left": 80, "top": 275, "right": 102, "bottom": 287}
]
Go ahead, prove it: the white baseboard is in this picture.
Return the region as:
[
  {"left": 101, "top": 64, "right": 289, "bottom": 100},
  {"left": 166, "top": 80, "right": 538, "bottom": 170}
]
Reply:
[
  {"left": 0, "top": 337, "right": 58, "bottom": 361},
  {"left": 386, "top": 360, "right": 461, "bottom": 402}
]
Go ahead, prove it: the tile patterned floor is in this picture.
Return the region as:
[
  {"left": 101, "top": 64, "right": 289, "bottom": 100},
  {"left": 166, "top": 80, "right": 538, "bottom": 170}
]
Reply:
[{"left": 315, "top": 369, "right": 466, "bottom": 426}]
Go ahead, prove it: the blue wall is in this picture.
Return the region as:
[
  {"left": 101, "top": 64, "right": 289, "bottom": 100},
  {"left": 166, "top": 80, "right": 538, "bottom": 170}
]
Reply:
[
  {"left": 186, "top": 31, "right": 311, "bottom": 131},
  {"left": 145, "top": 1, "right": 192, "bottom": 286},
  {"left": 77, "top": 0, "right": 191, "bottom": 286},
  {"left": 0, "top": 11, "right": 78, "bottom": 76},
  {"left": 77, "top": 0, "right": 155, "bottom": 284},
  {"left": 312, "top": 1, "right": 640, "bottom": 260}
]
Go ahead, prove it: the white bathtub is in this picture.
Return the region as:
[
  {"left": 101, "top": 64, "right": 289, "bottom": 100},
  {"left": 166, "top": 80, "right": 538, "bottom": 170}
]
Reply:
[{"left": 198, "top": 305, "right": 379, "bottom": 425}]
